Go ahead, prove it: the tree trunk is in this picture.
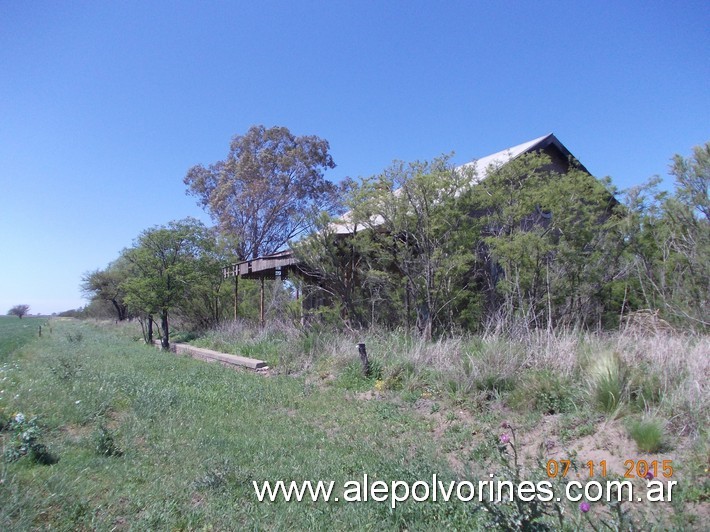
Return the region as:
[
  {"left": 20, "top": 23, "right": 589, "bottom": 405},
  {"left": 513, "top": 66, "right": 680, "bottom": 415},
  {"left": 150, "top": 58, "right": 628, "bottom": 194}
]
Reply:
[
  {"left": 423, "top": 318, "right": 432, "bottom": 342},
  {"left": 111, "top": 299, "right": 127, "bottom": 321},
  {"left": 147, "top": 315, "right": 154, "bottom": 343},
  {"left": 160, "top": 310, "right": 169, "bottom": 350}
]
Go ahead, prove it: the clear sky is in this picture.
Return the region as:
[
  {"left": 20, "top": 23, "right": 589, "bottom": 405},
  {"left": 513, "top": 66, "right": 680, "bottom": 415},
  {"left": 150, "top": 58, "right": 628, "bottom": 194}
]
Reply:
[{"left": 1, "top": 1, "right": 708, "bottom": 315}]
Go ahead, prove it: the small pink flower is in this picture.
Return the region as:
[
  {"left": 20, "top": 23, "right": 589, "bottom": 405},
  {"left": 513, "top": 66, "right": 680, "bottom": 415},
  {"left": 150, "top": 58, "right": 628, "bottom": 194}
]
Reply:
[
  {"left": 579, "top": 501, "right": 591, "bottom": 513},
  {"left": 500, "top": 421, "right": 511, "bottom": 429},
  {"left": 645, "top": 471, "right": 654, "bottom": 480},
  {"left": 500, "top": 433, "right": 510, "bottom": 444}
]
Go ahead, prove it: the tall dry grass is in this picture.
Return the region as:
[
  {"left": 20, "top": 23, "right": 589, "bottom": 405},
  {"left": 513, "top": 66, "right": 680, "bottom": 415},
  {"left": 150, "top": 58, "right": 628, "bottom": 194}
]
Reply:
[{"left": 193, "top": 319, "right": 708, "bottom": 435}]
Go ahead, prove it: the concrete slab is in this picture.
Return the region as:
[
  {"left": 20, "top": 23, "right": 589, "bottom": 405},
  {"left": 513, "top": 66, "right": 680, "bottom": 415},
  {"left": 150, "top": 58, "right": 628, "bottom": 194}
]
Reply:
[{"left": 157, "top": 342, "right": 268, "bottom": 369}]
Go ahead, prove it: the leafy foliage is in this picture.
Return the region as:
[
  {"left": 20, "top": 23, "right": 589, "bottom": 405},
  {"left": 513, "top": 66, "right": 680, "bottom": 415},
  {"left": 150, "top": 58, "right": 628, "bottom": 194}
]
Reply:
[
  {"left": 7, "top": 304, "right": 30, "bottom": 319},
  {"left": 617, "top": 141, "right": 708, "bottom": 332},
  {"left": 466, "top": 152, "right": 621, "bottom": 329},
  {"left": 3, "top": 412, "right": 58, "bottom": 465},
  {"left": 184, "top": 125, "right": 339, "bottom": 260},
  {"left": 81, "top": 258, "right": 131, "bottom": 321},
  {"left": 299, "top": 155, "right": 480, "bottom": 337},
  {"left": 121, "top": 218, "right": 226, "bottom": 349}
]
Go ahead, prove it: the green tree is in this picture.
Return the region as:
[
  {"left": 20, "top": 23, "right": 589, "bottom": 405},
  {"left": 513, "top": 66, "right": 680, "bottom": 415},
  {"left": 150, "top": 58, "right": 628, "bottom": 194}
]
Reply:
[
  {"left": 292, "top": 211, "right": 369, "bottom": 328},
  {"left": 625, "top": 142, "right": 709, "bottom": 329},
  {"left": 465, "top": 152, "right": 620, "bottom": 329},
  {"left": 81, "top": 257, "right": 131, "bottom": 321},
  {"left": 347, "top": 155, "right": 478, "bottom": 339},
  {"left": 173, "top": 232, "right": 238, "bottom": 330},
  {"left": 184, "top": 125, "right": 338, "bottom": 260},
  {"left": 7, "top": 304, "right": 30, "bottom": 319},
  {"left": 121, "top": 218, "right": 215, "bottom": 350}
]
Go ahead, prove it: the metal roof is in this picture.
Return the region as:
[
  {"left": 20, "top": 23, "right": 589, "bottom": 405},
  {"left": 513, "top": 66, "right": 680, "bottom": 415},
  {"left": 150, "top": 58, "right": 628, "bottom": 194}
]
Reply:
[{"left": 332, "top": 133, "right": 571, "bottom": 235}]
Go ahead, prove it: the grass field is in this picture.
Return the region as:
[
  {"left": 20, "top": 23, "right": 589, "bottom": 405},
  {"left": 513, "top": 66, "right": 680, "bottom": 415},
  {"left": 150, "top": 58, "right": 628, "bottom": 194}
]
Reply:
[
  {"left": 0, "top": 318, "right": 708, "bottom": 530},
  {"left": 0, "top": 316, "right": 48, "bottom": 363}
]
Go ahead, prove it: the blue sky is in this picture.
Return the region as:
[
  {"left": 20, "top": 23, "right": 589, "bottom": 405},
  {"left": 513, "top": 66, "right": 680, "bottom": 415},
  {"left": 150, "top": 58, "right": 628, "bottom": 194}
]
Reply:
[{"left": 1, "top": 1, "right": 708, "bottom": 315}]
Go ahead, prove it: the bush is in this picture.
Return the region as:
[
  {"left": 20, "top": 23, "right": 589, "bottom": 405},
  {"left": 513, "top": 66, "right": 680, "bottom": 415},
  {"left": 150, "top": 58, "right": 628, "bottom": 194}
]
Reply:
[
  {"left": 65, "top": 331, "right": 84, "bottom": 343},
  {"left": 509, "top": 370, "right": 577, "bottom": 414},
  {"left": 337, "top": 359, "right": 382, "bottom": 391},
  {"left": 628, "top": 417, "right": 666, "bottom": 453},
  {"left": 587, "top": 352, "right": 627, "bottom": 413},
  {"left": 94, "top": 424, "right": 123, "bottom": 457},
  {"left": 3, "top": 412, "right": 58, "bottom": 465},
  {"left": 629, "top": 365, "right": 664, "bottom": 411}
]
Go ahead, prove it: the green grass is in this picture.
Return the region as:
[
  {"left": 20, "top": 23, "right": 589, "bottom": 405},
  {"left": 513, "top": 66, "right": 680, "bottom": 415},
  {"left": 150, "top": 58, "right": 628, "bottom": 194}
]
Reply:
[
  {"left": 586, "top": 351, "right": 627, "bottom": 413},
  {"left": 0, "top": 316, "right": 48, "bottom": 362},
  {"left": 1, "top": 319, "right": 707, "bottom": 529},
  {"left": 628, "top": 417, "right": 666, "bottom": 453},
  {"left": 0, "top": 320, "right": 476, "bottom": 530}
]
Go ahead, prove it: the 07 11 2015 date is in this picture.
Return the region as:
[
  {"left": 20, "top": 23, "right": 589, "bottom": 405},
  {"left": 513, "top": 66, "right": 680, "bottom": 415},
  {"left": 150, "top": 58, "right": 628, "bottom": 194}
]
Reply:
[{"left": 546, "top": 459, "right": 673, "bottom": 479}]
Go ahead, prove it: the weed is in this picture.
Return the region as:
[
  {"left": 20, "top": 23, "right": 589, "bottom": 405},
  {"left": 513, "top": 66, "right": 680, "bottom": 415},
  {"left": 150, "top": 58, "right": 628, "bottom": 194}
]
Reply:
[
  {"left": 629, "top": 364, "right": 664, "bottom": 410},
  {"left": 628, "top": 417, "right": 666, "bottom": 453},
  {"left": 50, "top": 354, "right": 82, "bottom": 381},
  {"left": 94, "top": 424, "right": 123, "bottom": 457},
  {"left": 3, "top": 412, "right": 58, "bottom": 465},
  {"left": 587, "top": 351, "right": 627, "bottom": 413},
  {"left": 558, "top": 413, "right": 597, "bottom": 443},
  {"left": 476, "top": 422, "right": 667, "bottom": 531},
  {"left": 509, "top": 369, "right": 576, "bottom": 414},
  {"left": 65, "top": 331, "right": 83, "bottom": 343},
  {"left": 400, "top": 389, "right": 420, "bottom": 404},
  {"left": 337, "top": 359, "right": 382, "bottom": 391},
  {"left": 191, "top": 460, "right": 237, "bottom": 491}
]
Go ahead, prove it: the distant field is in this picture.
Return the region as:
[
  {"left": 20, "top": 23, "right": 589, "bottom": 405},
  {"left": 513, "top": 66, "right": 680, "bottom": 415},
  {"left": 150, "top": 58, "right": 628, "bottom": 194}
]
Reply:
[{"left": 0, "top": 315, "right": 47, "bottom": 362}]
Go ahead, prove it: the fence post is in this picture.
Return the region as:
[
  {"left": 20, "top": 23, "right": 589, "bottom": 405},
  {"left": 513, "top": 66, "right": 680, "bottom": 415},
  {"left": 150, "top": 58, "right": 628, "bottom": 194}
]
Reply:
[{"left": 358, "top": 343, "right": 370, "bottom": 377}]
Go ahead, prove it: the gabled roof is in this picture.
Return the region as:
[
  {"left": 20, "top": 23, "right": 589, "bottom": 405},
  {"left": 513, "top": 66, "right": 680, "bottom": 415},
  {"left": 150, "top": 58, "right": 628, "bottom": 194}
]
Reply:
[
  {"left": 332, "top": 133, "right": 585, "bottom": 234},
  {"left": 459, "top": 132, "right": 588, "bottom": 183},
  {"left": 460, "top": 133, "right": 552, "bottom": 183}
]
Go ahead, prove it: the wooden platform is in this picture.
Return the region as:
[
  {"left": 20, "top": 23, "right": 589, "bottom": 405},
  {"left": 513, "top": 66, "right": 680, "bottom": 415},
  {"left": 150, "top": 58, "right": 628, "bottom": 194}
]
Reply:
[{"left": 160, "top": 342, "right": 268, "bottom": 369}]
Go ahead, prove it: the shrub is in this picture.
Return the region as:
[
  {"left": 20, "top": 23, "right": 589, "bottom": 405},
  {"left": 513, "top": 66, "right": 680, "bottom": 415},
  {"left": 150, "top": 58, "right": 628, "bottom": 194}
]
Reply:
[
  {"left": 4, "top": 412, "right": 58, "bottom": 465},
  {"left": 628, "top": 417, "right": 666, "bottom": 453},
  {"left": 65, "top": 331, "right": 84, "bottom": 343},
  {"left": 509, "top": 370, "right": 577, "bottom": 414},
  {"left": 50, "top": 354, "right": 83, "bottom": 381},
  {"left": 337, "top": 359, "right": 383, "bottom": 391},
  {"left": 587, "top": 351, "right": 627, "bottom": 413},
  {"left": 629, "top": 366, "right": 664, "bottom": 411},
  {"left": 380, "top": 361, "right": 416, "bottom": 391},
  {"left": 94, "top": 425, "right": 123, "bottom": 457}
]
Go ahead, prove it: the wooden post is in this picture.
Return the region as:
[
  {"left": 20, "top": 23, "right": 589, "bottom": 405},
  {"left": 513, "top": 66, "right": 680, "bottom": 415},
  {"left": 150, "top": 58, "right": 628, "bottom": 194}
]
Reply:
[
  {"left": 296, "top": 284, "right": 302, "bottom": 326},
  {"left": 260, "top": 277, "right": 265, "bottom": 328},
  {"left": 38, "top": 325, "right": 42, "bottom": 337},
  {"left": 234, "top": 271, "right": 239, "bottom": 321},
  {"left": 358, "top": 343, "right": 370, "bottom": 377}
]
